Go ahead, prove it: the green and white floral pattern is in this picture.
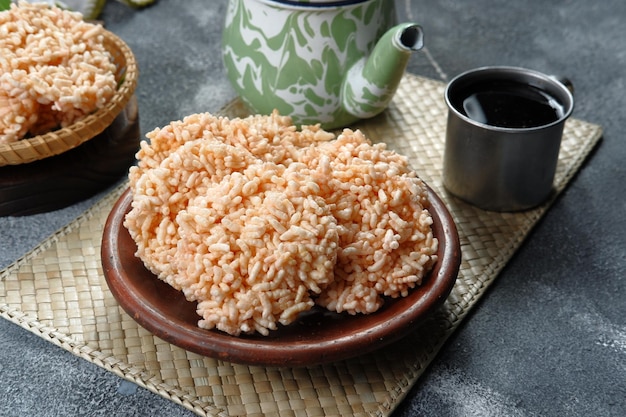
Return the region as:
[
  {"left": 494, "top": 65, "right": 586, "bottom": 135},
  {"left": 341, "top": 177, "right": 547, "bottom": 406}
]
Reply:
[{"left": 222, "top": 0, "right": 399, "bottom": 129}]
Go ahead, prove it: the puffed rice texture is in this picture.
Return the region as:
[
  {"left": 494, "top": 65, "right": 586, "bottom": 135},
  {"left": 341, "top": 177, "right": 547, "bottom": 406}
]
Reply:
[
  {"left": 124, "top": 112, "right": 438, "bottom": 336},
  {"left": 0, "top": 1, "right": 117, "bottom": 144}
]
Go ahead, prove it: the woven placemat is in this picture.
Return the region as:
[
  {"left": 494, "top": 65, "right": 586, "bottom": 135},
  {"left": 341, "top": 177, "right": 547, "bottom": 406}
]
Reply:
[{"left": 0, "top": 74, "right": 602, "bottom": 417}]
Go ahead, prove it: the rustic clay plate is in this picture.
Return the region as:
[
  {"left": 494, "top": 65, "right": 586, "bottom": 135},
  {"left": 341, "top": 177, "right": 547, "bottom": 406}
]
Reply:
[{"left": 101, "top": 185, "right": 461, "bottom": 367}]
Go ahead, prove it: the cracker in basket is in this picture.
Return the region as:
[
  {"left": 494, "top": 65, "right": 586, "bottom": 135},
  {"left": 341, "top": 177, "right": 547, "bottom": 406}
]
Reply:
[
  {"left": 125, "top": 112, "right": 438, "bottom": 336},
  {"left": 0, "top": 1, "right": 117, "bottom": 144}
]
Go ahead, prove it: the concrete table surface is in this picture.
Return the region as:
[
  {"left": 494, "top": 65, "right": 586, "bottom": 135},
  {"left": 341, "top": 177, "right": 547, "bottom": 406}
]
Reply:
[{"left": 1, "top": 1, "right": 624, "bottom": 416}]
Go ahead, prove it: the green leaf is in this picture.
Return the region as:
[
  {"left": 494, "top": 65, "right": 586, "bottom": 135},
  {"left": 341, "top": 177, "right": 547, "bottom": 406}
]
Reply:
[
  {"left": 57, "top": 0, "right": 107, "bottom": 19},
  {"left": 0, "top": 0, "right": 11, "bottom": 12},
  {"left": 116, "top": 0, "right": 156, "bottom": 8}
]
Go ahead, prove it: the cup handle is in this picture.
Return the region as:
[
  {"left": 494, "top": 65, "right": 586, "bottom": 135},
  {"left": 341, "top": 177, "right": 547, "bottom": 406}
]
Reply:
[{"left": 551, "top": 75, "right": 574, "bottom": 95}]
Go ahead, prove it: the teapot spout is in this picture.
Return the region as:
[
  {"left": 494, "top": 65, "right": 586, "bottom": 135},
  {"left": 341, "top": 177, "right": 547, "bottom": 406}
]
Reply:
[{"left": 341, "top": 23, "right": 424, "bottom": 120}]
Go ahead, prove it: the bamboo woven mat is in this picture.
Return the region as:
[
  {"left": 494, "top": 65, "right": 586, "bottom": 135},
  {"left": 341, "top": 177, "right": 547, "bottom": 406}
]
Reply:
[{"left": 0, "top": 74, "right": 602, "bottom": 417}]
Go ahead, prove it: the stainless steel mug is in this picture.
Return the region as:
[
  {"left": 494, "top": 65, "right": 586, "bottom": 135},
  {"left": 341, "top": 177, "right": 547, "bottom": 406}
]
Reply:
[{"left": 442, "top": 66, "right": 574, "bottom": 211}]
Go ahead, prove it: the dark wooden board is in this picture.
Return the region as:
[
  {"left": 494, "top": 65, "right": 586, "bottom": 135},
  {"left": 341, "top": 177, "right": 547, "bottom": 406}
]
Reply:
[{"left": 0, "top": 96, "right": 140, "bottom": 217}]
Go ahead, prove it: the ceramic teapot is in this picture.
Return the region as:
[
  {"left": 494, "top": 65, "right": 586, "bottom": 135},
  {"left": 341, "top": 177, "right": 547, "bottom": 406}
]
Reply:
[{"left": 222, "top": 0, "right": 424, "bottom": 129}]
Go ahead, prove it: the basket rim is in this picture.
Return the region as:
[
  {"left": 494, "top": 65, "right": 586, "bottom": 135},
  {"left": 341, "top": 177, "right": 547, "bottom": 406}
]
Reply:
[{"left": 0, "top": 28, "right": 139, "bottom": 166}]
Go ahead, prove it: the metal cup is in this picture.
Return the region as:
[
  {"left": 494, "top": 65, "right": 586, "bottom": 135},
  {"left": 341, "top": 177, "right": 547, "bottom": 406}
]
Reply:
[{"left": 442, "top": 66, "right": 574, "bottom": 211}]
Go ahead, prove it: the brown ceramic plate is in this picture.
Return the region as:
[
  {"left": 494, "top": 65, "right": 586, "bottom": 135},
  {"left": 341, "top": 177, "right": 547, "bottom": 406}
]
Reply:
[{"left": 101, "top": 186, "right": 461, "bottom": 367}]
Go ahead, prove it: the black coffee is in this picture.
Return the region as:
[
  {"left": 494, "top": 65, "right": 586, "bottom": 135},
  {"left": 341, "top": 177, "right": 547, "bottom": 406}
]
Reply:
[{"left": 454, "top": 80, "right": 564, "bottom": 128}]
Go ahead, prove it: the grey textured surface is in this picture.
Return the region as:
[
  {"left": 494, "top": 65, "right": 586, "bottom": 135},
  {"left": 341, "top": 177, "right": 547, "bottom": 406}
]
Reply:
[{"left": 1, "top": 0, "right": 625, "bottom": 416}]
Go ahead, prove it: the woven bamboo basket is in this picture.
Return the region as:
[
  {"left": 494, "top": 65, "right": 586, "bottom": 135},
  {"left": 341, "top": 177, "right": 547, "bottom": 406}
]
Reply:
[{"left": 0, "top": 29, "right": 138, "bottom": 166}]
